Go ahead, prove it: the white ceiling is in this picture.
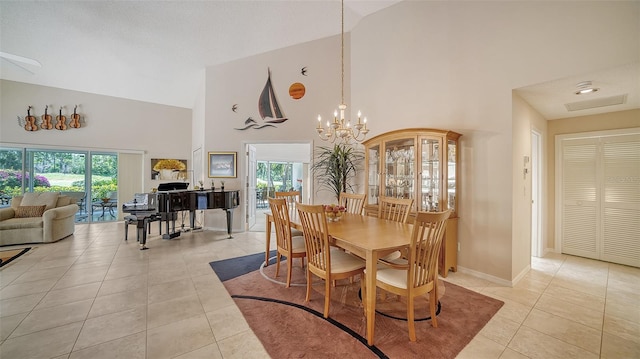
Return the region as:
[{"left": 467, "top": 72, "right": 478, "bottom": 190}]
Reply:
[
  {"left": 1, "top": 1, "right": 638, "bottom": 119},
  {"left": 515, "top": 62, "right": 640, "bottom": 120}
]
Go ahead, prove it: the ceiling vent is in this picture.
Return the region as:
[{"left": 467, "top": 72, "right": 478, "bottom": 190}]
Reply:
[{"left": 565, "top": 94, "right": 628, "bottom": 112}]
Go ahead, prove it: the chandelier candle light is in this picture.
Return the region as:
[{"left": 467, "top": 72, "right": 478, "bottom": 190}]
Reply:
[{"left": 316, "top": 0, "right": 369, "bottom": 144}]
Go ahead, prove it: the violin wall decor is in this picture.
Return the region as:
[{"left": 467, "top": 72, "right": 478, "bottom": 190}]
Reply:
[{"left": 17, "top": 104, "right": 86, "bottom": 131}]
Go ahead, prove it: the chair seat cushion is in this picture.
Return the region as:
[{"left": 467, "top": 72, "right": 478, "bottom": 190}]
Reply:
[
  {"left": 291, "top": 236, "right": 306, "bottom": 254},
  {"left": 376, "top": 267, "right": 409, "bottom": 289},
  {"left": 330, "top": 248, "right": 365, "bottom": 273}
]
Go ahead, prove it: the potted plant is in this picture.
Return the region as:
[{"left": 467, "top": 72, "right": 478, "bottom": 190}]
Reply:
[{"left": 311, "top": 143, "right": 364, "bottom": 202}]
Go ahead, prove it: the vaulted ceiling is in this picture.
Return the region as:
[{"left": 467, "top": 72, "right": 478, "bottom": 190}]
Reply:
[{"left": 1, "top": 1, "right": 638, "bottom": 119}]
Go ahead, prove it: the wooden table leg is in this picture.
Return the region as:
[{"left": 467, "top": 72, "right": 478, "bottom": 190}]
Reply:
[
  {"left": 265, "top": 213, "right": 272, "bottom": 266},
  {"left": 366, "top": 250, "right": 378, "bottom": 346}
]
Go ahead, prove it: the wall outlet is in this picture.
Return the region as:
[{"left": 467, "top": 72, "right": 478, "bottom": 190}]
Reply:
[{"left": 457, "top": 242, "right": 460, "bottom": 251}]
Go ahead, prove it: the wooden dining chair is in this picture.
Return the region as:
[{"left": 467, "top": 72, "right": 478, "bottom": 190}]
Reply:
[
  {"left": 296, "top": 203, "right": 365, "bottom": 318},
  {"left": 275, "top": 190, "right": 301, "bottom": 207},
  {"left": 363, "top": 209, "right": 451, "bottom": 341},
  {"left": 275, "top": 190, "right": 303, "bottom": 236},
  {"left": 378, "top": 196, "right": 414, "bottom": 223},
  {"left": 377, "top": 196, "right": 414, "bottom": 262},
  {"left": 339, "top": 192, "right": 367, "bottom": 215},
  {"left": 269, "top": 197, "right": 306, "bottom": 287}
]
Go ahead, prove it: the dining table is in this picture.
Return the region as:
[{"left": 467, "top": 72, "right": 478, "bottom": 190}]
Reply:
[{"left": 265, "top": 210, "right": 413, "bottom": 346}]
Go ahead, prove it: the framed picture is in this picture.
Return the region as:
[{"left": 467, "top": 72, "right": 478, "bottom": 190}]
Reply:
[
  {"left": 208, "top": 152, "right": 237, "bottom": 178},
  {"left": 151, "top": 158, "right": 188, "bottom": 180}
]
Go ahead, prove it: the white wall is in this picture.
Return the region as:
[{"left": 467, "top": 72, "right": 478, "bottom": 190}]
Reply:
[
  {"left": 0, "top": 80, "right": 192, "bottom": 194},
  {"left": 349, "top": 1, "right": 639, "bottom": 281},
  {"left": 202, "top": 35, "right": 347, "bottom": 230}
]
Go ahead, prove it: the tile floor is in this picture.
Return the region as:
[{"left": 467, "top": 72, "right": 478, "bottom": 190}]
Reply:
[{"left": 0, "top": 222, "right": 638, "bottom": 358}]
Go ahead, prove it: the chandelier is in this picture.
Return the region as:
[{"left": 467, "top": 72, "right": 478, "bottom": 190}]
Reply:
[{"left": 316, "top": 0, "right": 369, "bottom": 144}]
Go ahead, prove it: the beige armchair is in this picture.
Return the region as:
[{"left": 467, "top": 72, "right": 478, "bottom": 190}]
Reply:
[{"left": 0, "top": 192, "right": 79, "bottom": 246}]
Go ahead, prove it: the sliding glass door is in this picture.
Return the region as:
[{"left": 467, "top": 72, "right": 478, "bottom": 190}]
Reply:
[{"left": 0, "top": 147, "right": 118, "bottom": 222}]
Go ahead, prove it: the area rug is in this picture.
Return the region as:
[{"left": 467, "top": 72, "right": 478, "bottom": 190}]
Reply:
[
  {"left": 0, "top": 247, "right": 31, "bottom": 268},
  {"left": 210, "top": 253, "right": 504, "bottom": 359}
]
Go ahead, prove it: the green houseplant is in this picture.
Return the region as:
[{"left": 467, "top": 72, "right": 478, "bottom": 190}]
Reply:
[{"left": 311, "top": 144, "right": 364, "bottom": 202}]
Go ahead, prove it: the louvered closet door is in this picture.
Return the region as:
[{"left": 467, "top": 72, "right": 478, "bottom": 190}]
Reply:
[
  {"left": 561, "top": 138, "right": 599, "bottom": 259},
  {"left": 559, "top": 132, "right": 640, "bottom": 267},
  {"left": 601, "top": 134, "right": 640, "bottom": 267}
]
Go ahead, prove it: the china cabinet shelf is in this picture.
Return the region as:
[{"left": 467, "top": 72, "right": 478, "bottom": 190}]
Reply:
[{"left": 363, "top": 128, "right": 461, "bottom": 276}]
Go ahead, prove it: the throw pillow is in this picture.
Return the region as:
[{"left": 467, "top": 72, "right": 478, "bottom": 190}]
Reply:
[
  {"left": 15, "top": 205, "right": 47, "bottom": 218},
  {"left": 21, "top": 192, "right": 59, "bottom": 211}
]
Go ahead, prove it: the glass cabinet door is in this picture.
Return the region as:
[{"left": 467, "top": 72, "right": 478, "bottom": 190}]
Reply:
[
  {"left": 419, "top": 137, "right": 441, "bottom": 211},
  {"left": 367, "top": 144, "right": 380, "bottom": 205},
  {"left": 384, "top": 138, "right": 415, "bottom": 201},
  {"left": 447, "top": 139, "right": 457, "bottom": 214}
]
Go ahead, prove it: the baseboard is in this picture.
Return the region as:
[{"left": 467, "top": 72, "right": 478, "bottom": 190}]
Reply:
[
  {"left": 457, "top": 266, "right": 514, "bottom": 287},
  {"left": 512, "top": 264, "right": 531, "bottom": 286}
]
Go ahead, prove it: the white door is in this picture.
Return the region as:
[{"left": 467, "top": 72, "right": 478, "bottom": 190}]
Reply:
[
  {"left": 246, "top": 144, "right": 257, "bottom": 229},
  {"left": 557, "top": 130, "right": 640, "bottom": 267},
  {"left": 531, "top": 131, "right": 542, "bottom": 257}
]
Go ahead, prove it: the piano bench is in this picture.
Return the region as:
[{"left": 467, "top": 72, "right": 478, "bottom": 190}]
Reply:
[{"left": 124, "top": 215, "right": 162, "bottom": 243}]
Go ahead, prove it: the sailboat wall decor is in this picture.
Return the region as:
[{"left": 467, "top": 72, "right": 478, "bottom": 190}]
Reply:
[{"left": 235, "top": 68, "right": 288, "bottom": 131}]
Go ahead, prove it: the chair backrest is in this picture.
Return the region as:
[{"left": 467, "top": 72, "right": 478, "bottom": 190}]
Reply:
[
  {"left": 339, "top": 192, "right": 367, "bottom": 215},
  {"left": 269, "top": 197, "right": 294, "bottom": 253},
  {"left": 275, "top": 190, "right": 301, "bottom": 208},
  {"left": 297, "top": 203, "right": 331, "bottom": 273},
  {"left": 408, "top": 210, "right": 451, "bottom": 289},
  {"left": 378, "top": 196, "right": 414, "bottom": 223}
]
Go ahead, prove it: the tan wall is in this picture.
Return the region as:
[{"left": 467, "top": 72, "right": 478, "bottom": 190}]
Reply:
[
  {"left": 546, "top": 109, "right": 640, "bottom": 250},
  {"left": 350, "top": 1, "right": 638, "bottom": 281},
  {"left": 0, "top": 80, "right": 192, "bottom": 195}
]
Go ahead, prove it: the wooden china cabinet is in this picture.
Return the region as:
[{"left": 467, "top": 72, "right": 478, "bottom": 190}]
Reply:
[{"left": 362, "top": 128, "right": 461, "bottom": 277}]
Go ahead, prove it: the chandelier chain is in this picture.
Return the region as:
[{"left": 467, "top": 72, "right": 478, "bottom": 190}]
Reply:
[{"left": 314, "top": 0, "right": 369, "bottom": 144}]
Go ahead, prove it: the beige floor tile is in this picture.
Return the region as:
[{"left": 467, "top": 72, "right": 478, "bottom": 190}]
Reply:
[
  {"left": 549, "top": 272, "right": 607, "bottom": 298},
  {"left": 147, "top": 314, "right": 215, "bottom": 359},
  {"left": 148, "top": 277, "right": 197, "bottom": 304},
  {"left": 456, "top": 334, "right": 506, "bottom": 359},
  {"left": 31, "top": 256, "right": 78, "bottom": 270},
  {"left": 483, "top": 287, "right": 541, "bottom": 307},
  {"left": 534, "top": 294, "right": 603, "bottom": 330},
  {"left": 499, "top": 347, "right": 531, "bottom": 359},
  {"left": 52, "top": 265, "right": 109, "bottom": 290},
  {"left": 104, "top": 263, "right": 149, "bottom": 281},
  {"left": 508, "top": 326, "right": 599, "bottom": 359},
  {"left": 0, "top": 312, "right": 28, "bottom": 341},
  {"left": 483, "top": 293, "right": 532, "bottom": 324},
  {"left": 0, "top": 277, "right": 58, "bottom": 300},
  {"left": 88, "top": 288, "right": 147, "bottom": 318},
  {"left": 206, "top": 304, "right": 251, "bottom": 341},
  {"left": 69, "top": 331, "right": 146, "bottom": 359},
  {"left": 543, "top": 283, "right": 605, "bottom": 312},
  {"left": 174, "top": 343, "right": 224, "bottom": 359},
  {"left": 513, "top": 276, "right": 549, "bottom": 293},
  {"left": 605, "top": 296, "right": 640, "bottom": 324},
  {"left": 600, "top": 331, "right": 640, "bottom": 359},
  {"left": 0, "top": 291, "right": 46, "bottom": 317},
  {"left": 0, "top": 321, "right": 83, "bottom": 359},
  {"left": 522, "top": 308, "right": 601, "bottom": 354},
  {"left": 74, "top": 306, "right": 147, "bottom": 350},
  {"left": 215, "top": 329, "right": 270, "bottom": 359},
  {"left": 147, "top": 293, "right": 205, "bottom": 329},
  {"left": 12, "top": 265, "right": 69, "bottom": 284},
  {"left": 480, "top": 314, "right": 521, "bottom": 346},
  {"left": 603, "top": 315, "right": 640, "bottom": 344},
  {"left": 97, "top": 273, "right": 149, "bottom": 297},
  {"left": 35, "top": 282, "right": 101, "bottom": 309},
  {"left": 10, "top": 298, "right": 92, "bottom": 338}
]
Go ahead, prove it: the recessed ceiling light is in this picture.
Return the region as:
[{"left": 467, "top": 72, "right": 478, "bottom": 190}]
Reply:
[{"left": 575, "top": 81, "right": 599, "bottom": 95}]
